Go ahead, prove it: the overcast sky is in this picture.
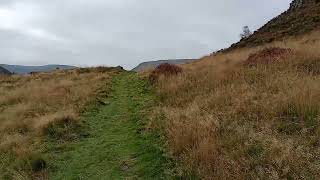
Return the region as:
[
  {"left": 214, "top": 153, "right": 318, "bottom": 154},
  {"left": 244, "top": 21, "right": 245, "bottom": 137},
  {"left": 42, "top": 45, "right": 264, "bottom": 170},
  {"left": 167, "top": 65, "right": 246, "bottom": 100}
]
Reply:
[{"left": 0, "top": 0, "right": 292, "bottom": 69}]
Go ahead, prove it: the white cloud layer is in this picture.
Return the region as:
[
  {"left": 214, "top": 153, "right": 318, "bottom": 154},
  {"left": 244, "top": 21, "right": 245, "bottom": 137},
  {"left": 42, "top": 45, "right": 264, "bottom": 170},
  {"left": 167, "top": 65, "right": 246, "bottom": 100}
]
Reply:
[{"left": 0, "top": 0, "right": 292, "bottom": 69}]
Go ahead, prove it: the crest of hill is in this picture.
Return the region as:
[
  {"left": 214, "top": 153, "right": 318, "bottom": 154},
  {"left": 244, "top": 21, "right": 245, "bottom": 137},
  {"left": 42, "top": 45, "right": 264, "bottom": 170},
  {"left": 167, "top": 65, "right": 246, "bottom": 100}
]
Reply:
[{"left": 229, "top": 0, "right": 320, "bottom": 50}]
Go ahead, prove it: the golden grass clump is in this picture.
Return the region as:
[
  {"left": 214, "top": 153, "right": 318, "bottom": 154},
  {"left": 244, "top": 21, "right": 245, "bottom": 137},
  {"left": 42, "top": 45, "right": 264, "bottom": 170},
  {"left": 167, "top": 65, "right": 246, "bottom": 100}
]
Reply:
[
  {"left": 154, "top": 31, "right": 320, "bottom": 179},
  {"left": 0, "top": 67, "right": 120, "bottom": 177}
]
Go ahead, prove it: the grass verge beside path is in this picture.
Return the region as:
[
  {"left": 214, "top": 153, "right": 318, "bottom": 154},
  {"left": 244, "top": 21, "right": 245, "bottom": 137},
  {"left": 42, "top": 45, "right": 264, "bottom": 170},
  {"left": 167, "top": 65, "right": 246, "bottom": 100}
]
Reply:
[{"left": 47, "top": 72, "right": 171, "bottom": 179}]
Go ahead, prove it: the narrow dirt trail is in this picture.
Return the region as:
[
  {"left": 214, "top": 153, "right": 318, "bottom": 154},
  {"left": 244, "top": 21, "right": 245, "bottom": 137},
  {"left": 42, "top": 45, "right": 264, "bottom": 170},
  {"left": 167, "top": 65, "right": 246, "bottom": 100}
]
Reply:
[{"left": 49, "top": 72, "right": 169, "bottom": 179}]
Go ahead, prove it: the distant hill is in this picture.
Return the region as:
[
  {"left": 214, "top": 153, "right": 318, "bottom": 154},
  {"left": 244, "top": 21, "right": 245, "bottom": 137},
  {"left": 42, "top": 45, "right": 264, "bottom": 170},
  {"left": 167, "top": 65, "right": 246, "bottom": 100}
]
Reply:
[
  {"left": 229, "top": 0, "right": 320, "bottom": 50},
  {"left": 0, "top": 66, "right": 12, "bottom": 75},
  {"left": 132, "top": 59, "right": 197, "bottom": 72},
  {"left": 0, "top": 64, "right": 76, "bottom": 74}
]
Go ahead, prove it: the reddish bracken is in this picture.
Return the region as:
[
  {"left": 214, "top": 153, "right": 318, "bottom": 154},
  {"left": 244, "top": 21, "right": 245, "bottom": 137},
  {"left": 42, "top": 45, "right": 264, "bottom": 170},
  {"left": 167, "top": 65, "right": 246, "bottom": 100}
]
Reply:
[
  {"left": 149, "top": 63, "right": 183, "bottom": 83},
  {"left": 244, "top": 47, "right": 293, "bottom": 66}
]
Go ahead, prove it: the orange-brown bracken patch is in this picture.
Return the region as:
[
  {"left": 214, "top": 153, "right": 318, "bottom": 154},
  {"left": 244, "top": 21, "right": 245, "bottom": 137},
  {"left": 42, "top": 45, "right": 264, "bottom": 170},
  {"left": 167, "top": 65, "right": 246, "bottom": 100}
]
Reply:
[
  {"left": 149, "top": 63, "right": 182, "bottom": 83},
  {"left": 244, "top": 47, "right": 293, "bottom": 66}
]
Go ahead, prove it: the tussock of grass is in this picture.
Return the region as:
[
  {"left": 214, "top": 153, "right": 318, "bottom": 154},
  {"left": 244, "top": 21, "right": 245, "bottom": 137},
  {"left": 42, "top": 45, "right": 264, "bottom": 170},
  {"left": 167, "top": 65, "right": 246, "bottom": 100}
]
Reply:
[
  {"left": 154, "top": 31, "right": 320, "bottom": 179},
  {"left": 41, "top": 110, "right": 82, "bottom": 142},
  {"left": 0, "top": 67, "right": 121, "bottom": 178}
]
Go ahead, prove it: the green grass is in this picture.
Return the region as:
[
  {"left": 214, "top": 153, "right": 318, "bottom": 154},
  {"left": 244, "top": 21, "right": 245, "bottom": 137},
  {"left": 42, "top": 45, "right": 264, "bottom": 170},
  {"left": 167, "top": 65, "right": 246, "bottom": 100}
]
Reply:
[{"left": 45, "top": 72, "right": 171, "bottom": 179}]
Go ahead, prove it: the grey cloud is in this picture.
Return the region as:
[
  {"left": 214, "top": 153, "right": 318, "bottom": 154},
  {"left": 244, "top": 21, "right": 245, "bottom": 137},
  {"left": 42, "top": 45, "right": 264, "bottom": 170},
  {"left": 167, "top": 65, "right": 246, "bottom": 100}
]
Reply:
[{"left": 0, "top": 0, "right": 292, "bottom": 69}]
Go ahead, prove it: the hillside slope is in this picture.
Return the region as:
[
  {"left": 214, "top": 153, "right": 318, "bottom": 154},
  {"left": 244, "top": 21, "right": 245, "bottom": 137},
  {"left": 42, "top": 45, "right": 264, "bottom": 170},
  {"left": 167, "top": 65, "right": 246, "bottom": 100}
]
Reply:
[
  {"left": 229, "top": 0, "right": 320, "bottom": 49},
  {"left": 0, "top": 66, "right": 11, "bottom": 75},
  {"left": 132, "top": 59, "right": 197, "bottom": 72},
  {"left": 0, "top": 64, "right": 75, "bottom": 74},
  {"left": 155, "top": 31, "right": 320, "bottom": 180},
  {"left": 151, "top": 0, "right": 320, "bottom": 179}
]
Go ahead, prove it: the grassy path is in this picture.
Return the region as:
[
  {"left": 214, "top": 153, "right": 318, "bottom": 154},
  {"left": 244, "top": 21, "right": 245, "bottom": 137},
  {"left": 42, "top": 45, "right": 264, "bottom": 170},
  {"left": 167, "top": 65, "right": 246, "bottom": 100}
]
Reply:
[{"left": 48, "top": 72, "right": 169, "bottom": 179}]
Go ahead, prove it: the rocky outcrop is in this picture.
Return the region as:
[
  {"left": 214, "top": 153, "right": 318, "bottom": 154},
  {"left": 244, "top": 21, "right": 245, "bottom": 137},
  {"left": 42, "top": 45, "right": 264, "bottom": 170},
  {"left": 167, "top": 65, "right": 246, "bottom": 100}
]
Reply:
[
  {"left": 289, "top": 0, "right": 304, "bottom": 10},
  {"left": 289, "top": 0, "right": 319, "bottom": 10}
]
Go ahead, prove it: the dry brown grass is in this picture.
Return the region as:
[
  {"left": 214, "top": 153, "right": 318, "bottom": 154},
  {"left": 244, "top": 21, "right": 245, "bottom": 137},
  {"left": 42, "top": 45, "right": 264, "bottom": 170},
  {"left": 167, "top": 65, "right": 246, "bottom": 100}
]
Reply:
[
  {"left": 0, "top": 67, "right": 121, "bottom": 178},
  {"left": 154, "top": 30, "right": 320, "bottom": 179}
]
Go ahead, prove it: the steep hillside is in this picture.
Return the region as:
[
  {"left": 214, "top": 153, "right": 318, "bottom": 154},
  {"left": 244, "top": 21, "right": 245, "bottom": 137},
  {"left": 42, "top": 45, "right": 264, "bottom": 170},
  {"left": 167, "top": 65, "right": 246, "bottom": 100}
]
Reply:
[
  {"left": 0, "top": 66, "right": 11, "bottom": 75},
  {"left": 154, "top": 30, "right": 320, "bottom": 179},
  {"left": 229, "top": 0, "right": 320, "bottom": 49},
  {"left": 132, "top": 59, "right": 197, "bottom": 72},
  {"left": 150, "top": 1, "right": 320, "bottom": 179},
  {"left": 0, "top": 64, "right": 76, "bottom": 74}
]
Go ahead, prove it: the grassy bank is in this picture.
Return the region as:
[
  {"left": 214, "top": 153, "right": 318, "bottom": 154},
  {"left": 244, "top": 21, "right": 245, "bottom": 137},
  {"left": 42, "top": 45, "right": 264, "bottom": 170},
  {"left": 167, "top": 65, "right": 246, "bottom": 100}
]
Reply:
[{"left": 154, "top": 31, "right": 320, "bottom": 179}]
